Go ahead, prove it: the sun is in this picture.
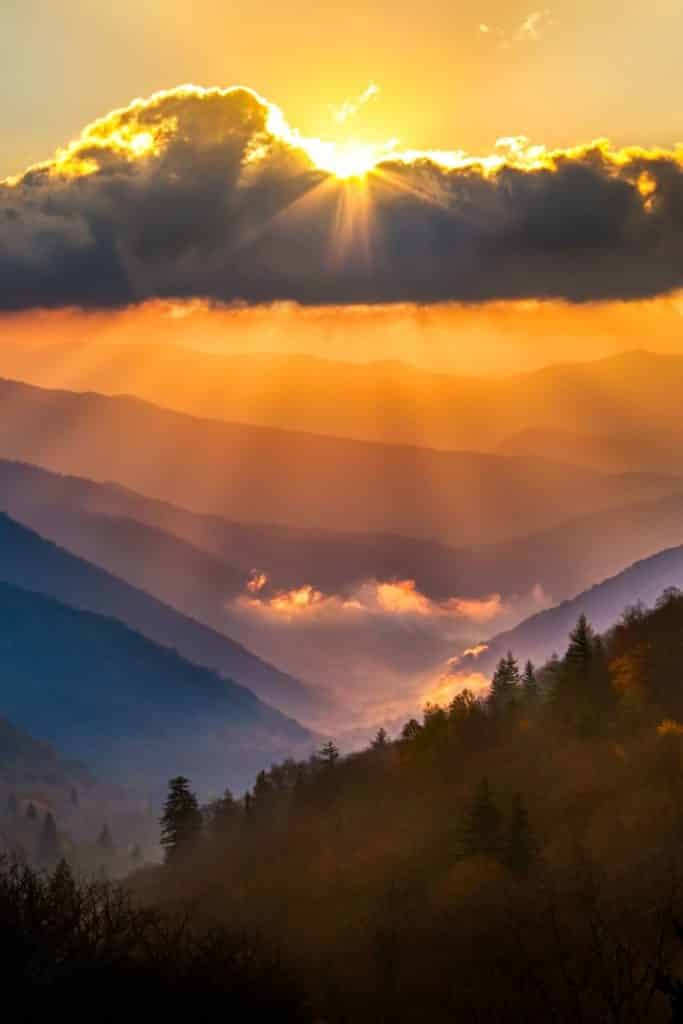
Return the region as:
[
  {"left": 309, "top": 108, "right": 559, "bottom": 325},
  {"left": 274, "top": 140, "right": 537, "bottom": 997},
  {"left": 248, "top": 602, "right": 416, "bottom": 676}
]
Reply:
[{"left": 298, "top": 138, "right": 388, "bottom": 179}]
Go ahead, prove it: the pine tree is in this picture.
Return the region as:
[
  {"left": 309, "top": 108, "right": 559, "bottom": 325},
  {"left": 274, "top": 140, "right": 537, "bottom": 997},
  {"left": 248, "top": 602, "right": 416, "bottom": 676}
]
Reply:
[
  {"left": 371, "top": 728, "right": 389, "bottom": 750},
  {"left": 522, "top": 661, "right": 538, "bottom": 704},
  {"left": 160, "top": 777, "right": 202, "bottom": 861},
  {"left": 319, "top": 740, "right": 340, "bottom": 767},
  {"left": 565, "top": 614, "right": 594, "bottom": 677},
  {"left": 206, "top": 788, "right": 238, "bottom": 832},
  {"left": 457, "top": 777, "right": 502, "bottom": 859},
  {"left": 587, "top": 634, "right": 616, "bottom": 728},
  {"left": 38, "top": 811, "right": 59, "bottom": 868},
  {"left": 488, "top": 652, "right": 520, "bottom": 712},
  {"left": 558, "top": 615, "right": 614, "bottom": 734},
  {"left": 252, "top": 770, "right": 275, "bottom": 815},
  {"left": 401, "top": 719, "right": 422, "bottom": 741},
  {"left": 504, "top": 794, "right": 537, "bottom": 877}
]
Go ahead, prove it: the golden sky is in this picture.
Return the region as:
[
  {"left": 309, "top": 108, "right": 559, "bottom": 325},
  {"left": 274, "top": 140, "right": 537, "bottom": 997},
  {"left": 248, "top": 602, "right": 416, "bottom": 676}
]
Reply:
[
  {"left": 1, "top": 2, "right": 682, "bottom": 374},
  {"left": 1, "top": 0, "right": 681, "bottom": 178}
]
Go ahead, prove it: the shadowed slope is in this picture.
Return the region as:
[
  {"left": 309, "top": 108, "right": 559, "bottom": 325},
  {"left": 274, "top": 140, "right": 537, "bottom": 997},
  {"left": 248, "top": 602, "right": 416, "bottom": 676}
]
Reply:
[
  {"left": 0, "top": 511, "right": 322, "bottom": 721},
  {"left": 0, "top": 577, "right": 313, "bottom": 792}
]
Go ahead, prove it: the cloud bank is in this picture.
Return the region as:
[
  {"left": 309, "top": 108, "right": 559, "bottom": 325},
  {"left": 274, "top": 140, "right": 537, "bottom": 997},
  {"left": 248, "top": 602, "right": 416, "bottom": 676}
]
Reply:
[{"left": 2, "top": 84, "right": 683, "bottom": 311}]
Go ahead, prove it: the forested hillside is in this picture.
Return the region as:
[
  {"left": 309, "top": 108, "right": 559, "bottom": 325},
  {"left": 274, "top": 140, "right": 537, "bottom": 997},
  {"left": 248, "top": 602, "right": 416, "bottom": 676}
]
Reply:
[{"left": 132, "top": 588, "right": 683, "bottom": 1022}]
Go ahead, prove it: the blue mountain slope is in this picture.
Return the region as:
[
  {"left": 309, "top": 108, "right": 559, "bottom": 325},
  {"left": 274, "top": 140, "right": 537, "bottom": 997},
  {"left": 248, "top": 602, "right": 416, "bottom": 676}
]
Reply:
[
  {"left": 0, "top": 510, "right": 321, "bottom": 720},
  {"left": 0, "top": 578, "right": 313, "bottom": 793}
]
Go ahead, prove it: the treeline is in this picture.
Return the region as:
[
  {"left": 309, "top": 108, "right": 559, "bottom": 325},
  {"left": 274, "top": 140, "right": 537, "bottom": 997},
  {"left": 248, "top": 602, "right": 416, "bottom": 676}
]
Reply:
[{"left": 134, "top": 587, "right": 683, "bottom": 1021}]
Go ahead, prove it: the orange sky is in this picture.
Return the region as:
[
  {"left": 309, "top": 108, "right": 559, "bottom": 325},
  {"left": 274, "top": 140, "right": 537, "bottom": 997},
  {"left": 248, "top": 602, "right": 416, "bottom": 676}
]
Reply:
[{"left": 2, "top": 295, "right": 683, "bottom": 376}]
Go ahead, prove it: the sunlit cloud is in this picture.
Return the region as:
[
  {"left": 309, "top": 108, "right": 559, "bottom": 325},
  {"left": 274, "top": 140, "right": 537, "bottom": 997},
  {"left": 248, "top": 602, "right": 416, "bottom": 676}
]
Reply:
[
  {"left": 234, "top": 577, "right": 507, "bottom": 625},
  {"left": 246, "top": 569, "right": 268, "bottom": 594},
  {"left": 333, "top": 82, "right": 380, "bottom": 125},
  {"left": 2, "top": 83, "right": 683, "bottom": 311},
  {"left": 224, "top": 576, "right": 550, "bottom": 724},
  {"left": 420, "top": 669, "right": 490, "bottom": 708},
  {"left": 515, "top": 9, "right": 553, "bottom": 42},
  {"left": 461, "top": 643, "right": 490, "bottom": 660}
]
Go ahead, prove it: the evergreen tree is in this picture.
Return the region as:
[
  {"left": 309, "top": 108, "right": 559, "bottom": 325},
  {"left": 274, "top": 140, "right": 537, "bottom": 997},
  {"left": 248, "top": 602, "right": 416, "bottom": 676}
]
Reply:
[
  {"left": 160, "top": 777, "right": 202, "bottom": 861},
  {"left": 565, "top": 614, "right": 594, "bottom": 677},
  {"left": 252, "top": 770, "right": 276, "bottom": 815},
  {"left": 38, "top": 811, "right": 59, "bottom": 868},
  {"left": 371, "top": 728, "right": 389, "bottom": 750},
  {"left": 401, "top": 719, "right": 422, "bottom": 741},
  {"left": 318, "top": 740, "right": 340, "bottom": 767},
  {"left": 522, "top": 661, "right": 538, "bottom": 703},
  {"left": 457, "top": 777, "right": 502, "bottom": 859},
  {"left": 504, "top": 794, "right": 538, "bottom": 877},
  {"left": 97, "top": 824, "right": 115, "bottom": 855},
  {"left": 488, "top": 652, "right": 520, "bottom": 711},
  {"left": 206, "top": 788, "right": 238, "bottom": 832},
  {"left": 587, "top": 634, "right": 616, "bottom": 726},
  {"left": 557, "top": 615, "right": 614, "bottom": 734}
]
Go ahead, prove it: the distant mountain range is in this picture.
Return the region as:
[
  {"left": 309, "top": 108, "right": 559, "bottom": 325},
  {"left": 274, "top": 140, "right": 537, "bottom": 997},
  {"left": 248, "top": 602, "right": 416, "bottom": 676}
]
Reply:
[
  {"left": 2, "top": 456, "right": 683, "bottom": 618},
  {"left": 0, "top": 576, "right": 313, "bottom": 792},
  {"left": 0, "top": 376, "right": 679, "bottom": 549},
  {"left": 1, "top": 344, "right": 682, "bottom": 471},
  {"left": 461, "top": 545, "right": 683, "bottom": 680}
]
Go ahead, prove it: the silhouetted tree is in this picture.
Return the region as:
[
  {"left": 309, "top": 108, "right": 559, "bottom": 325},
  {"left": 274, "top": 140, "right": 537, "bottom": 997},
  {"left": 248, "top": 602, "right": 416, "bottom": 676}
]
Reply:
[
  {"left": 565, "top": 614, "right": 594, "bottom": 676},
  {"left": 401, "top": 718, "right": 421, "bottom": 741},
  {"left": 557, "top": 615, "right": 614, "bottom": 734},
  {"left": 488, "top": 652, "right": 520, "bottom": 712},
  {"left": 205, "top": 788, "right": 239, "bottom": 833},
  {"left": 160, "top": 776, "right": 202, "bottom": 861},
  {"left": 522, "top": 661, "right": 538, "bottom": 704},
  {"left": 69, "top": 785, "right": 79, "bottom": 808},
  {"left": 319, "top": 740, "right": 340, "bottom": 767},
  {"left": 371, "top": 728, "right": 389, "bottom": 750},
  {"left": 25, "top": 801, "right": 37, "bottom": 822}
]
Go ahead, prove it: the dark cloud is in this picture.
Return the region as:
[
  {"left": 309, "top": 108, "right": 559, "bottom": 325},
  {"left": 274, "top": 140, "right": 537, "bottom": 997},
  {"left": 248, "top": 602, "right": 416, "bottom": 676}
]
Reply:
[{"left": 1, "top": 85, "right": 682, "bottom": 310}]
